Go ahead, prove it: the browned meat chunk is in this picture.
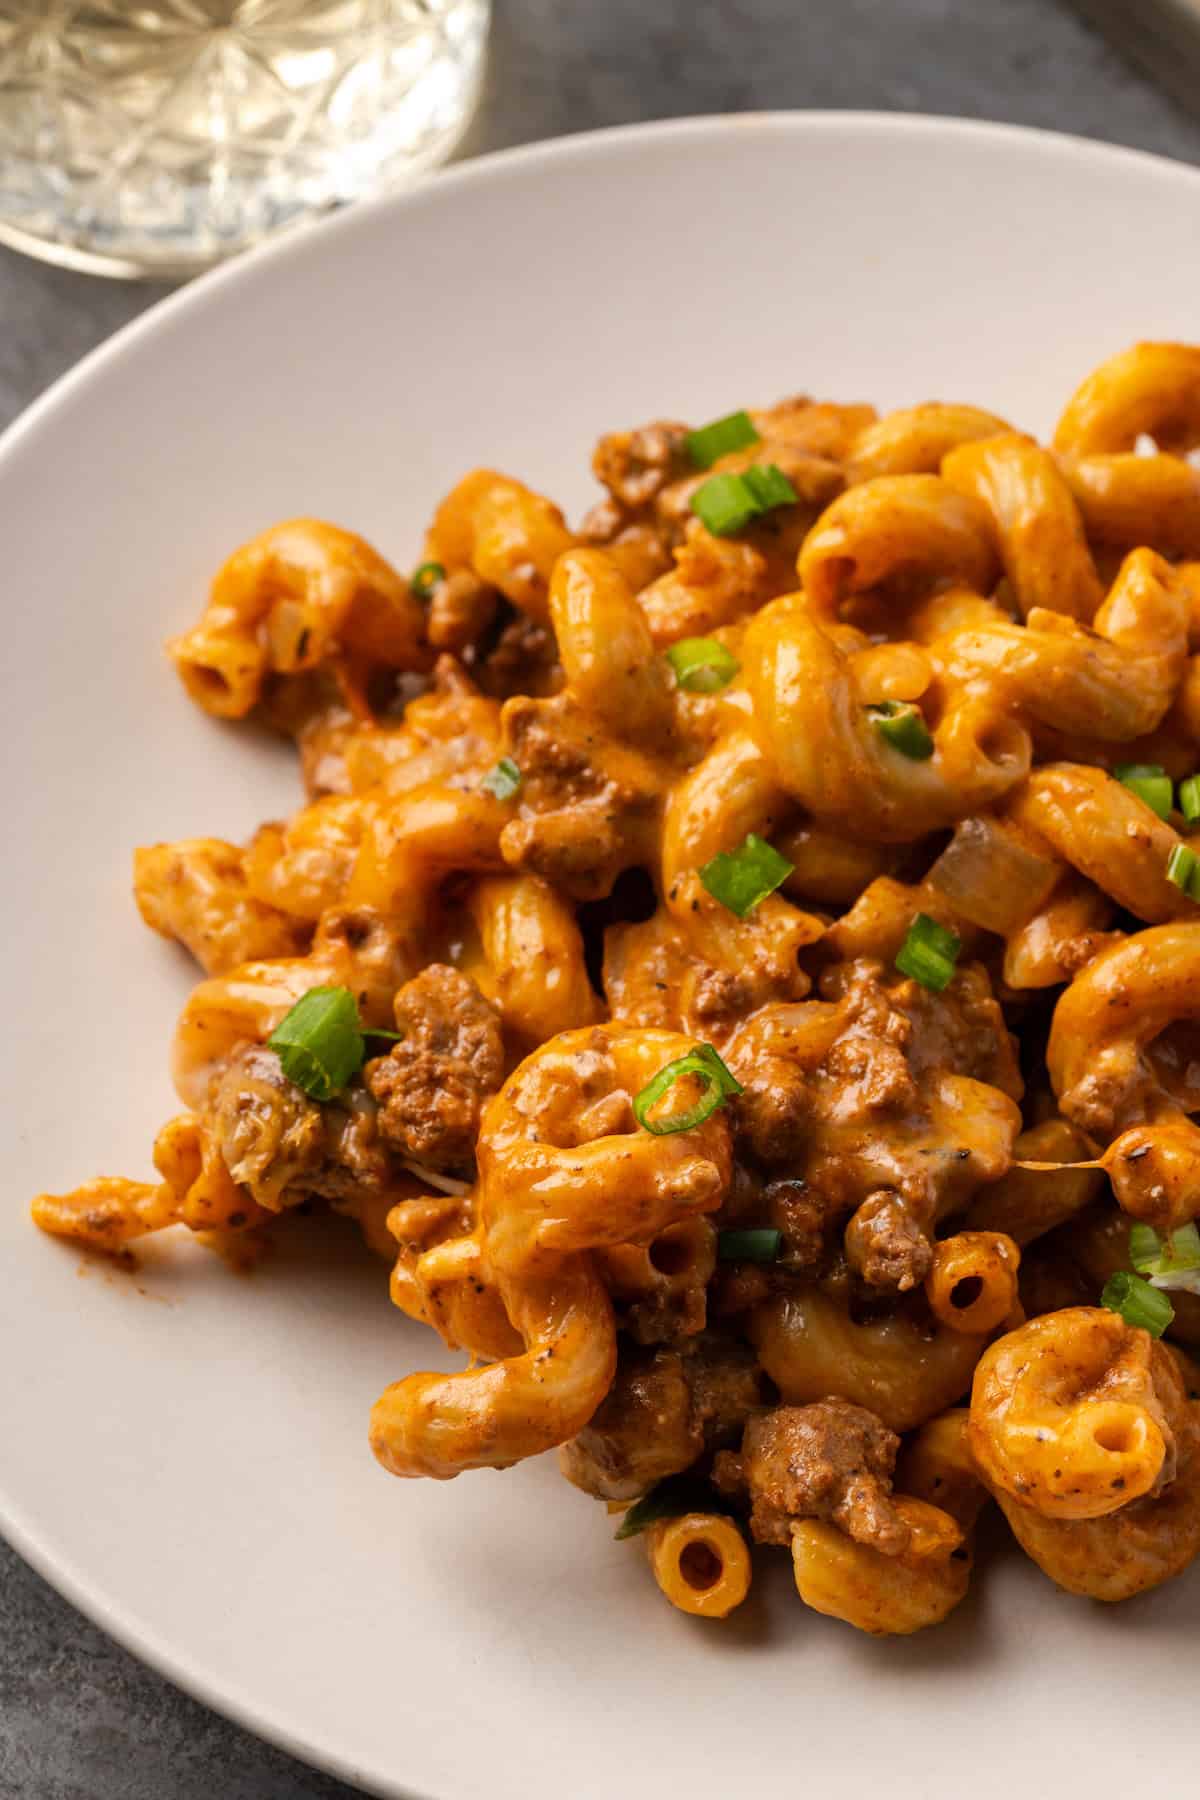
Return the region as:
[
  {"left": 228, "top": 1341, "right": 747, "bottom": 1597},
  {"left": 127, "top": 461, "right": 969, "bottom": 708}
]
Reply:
[
  {"left": 687, "top": 1337, "right": 765, "bottom": 1445},
  {"left": 365, "top": 965, "right": 503, "bottom": 1170},
  {"left": 477, "top": 610, "right": 561, "bottom": 700},
  {"left": 211, "top": 1043, "right": 391, "bottom": 1210},
  {"left": 726, "top": 959, "right": 1021, "bottom": 1291},
  {"left": 559, "top": 1347, "right": 696, "bottom": 1501},
  {"left": 426, "top": 569, "right": 497, "bottom": 655},
  {"left": 211, "top": 1044, "right": 322, "bottom": 1209},
  {"left": 718, "top": 1400, "right": 909, "bottom": 1554},
  {"left": 590, "top": 420, "right": 691, "bottom": 513},
  {"left": 603, "top": 878, "right": 814, "bottom": 1050},
  {"left": 498, "top": 694, "right": 663, "bottom": 899},
  {"left": 764, "top": 1177, "right": 828, "bottom": 1269},
  {"left": 899, "top": 961, "right": 1022, "bottom": 1098},
  {"left": 844, "top": 1189, "right": 934, "bottom": 1292},
  {"left": 559, "top": 1337, "right": 765, "bottom": 1501}
]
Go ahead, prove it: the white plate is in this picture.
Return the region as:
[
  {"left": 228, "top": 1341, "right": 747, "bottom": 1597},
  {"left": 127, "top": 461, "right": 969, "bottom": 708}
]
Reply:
[{"left": 4, "top": 114, "right": 1200, "bottom": 1800}]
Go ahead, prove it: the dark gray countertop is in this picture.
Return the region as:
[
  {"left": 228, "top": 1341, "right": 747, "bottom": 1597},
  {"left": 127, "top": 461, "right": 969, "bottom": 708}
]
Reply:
[{"left": 4, "top": 2, "right": 1200, "bottom": 1795}]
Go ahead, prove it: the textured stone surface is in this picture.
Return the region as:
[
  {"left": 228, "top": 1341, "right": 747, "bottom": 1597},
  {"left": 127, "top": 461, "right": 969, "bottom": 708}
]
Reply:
[{"left": 2, "top": 1, "right": 1199, "bottom": 1793}]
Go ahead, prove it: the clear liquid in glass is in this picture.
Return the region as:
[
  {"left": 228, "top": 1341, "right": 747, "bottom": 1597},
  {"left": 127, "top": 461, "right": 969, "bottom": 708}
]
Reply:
[{"left": 0, "top": 1, "right": 490, "bottom": 277}]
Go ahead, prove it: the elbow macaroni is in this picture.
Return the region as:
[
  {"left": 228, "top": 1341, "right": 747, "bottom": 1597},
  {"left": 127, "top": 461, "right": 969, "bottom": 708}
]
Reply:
[
  {"left": 969, "top": 1308, "right": 1177, "bottom": 1519},
  {"left": 644, "top": 1512, "right": 752, "bottom": 1619}
]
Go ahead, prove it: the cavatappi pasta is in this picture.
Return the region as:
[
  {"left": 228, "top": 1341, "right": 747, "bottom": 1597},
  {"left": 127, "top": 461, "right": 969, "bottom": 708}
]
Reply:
[{"left": 36, "top": 342, "right": 1200, "bottom": 1635}]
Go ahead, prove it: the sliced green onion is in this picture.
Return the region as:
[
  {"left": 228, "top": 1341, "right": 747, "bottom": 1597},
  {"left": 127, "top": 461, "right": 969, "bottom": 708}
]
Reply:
[
  {"left": 664, "top": 636, "right": 740, "bottom": 693},
  {"left": 1101, "top": 1270, "right": 1174, "bottom": 1338},
  {"left": 699, "top": 832, "right": 794, "bottom": 918},
  {"left": 615, "top": 1473, "right": 729, "bottom": 1540},
  {"left": 685, "top": 409, "right": 760, "bottom": 469},
  {"left": 1152, "top": 1269, "right": 1200, "bottom": 1297},
  {"left": 633, "top": 1043, "right": 743, "bottom": 1136},
  {"left": 1160, "top": 1221, "right": 1200, "bottom": 1269},
  {"left": 268, "top": 986, "right": 366, "bottom": 1102},
  {"left": 717, "top": 1227, "right": 782, "bottom": 1263},
  {"left": 740, "top": 463, "right": 798, "bottom": 511},
  {"left": 1129, "top": 1223, "right": 1166, "bottom": 1273},
  {"left": 867, "top": 699, "right": 935, "bottom": 761},
  {"left": 1179, "top": 774, "right": 1200, "bottom": 825},
  {"left": 1166, "top": 842, "right": 1200, "bottom": 898},
  {"left": 690, "top": 472, "right": 760, "bottom": 536},
  {"left": 895, "top": 913, "right": 962, "bottom": 992},
  {"left": 1129, "top": 1224, "right": 1194, "bottom": 1281},
  {"left": 481, "top": 757, "right": 521, "bottom": 800},
  {"left": 410, "top": 560, "right": 445, "bottom": 601},
  {"left": 690, "top": 464, "right": 798, "bottom": 536},
  {"left": 1114, "top": 762, "right": 1173, "bottom": 821}
]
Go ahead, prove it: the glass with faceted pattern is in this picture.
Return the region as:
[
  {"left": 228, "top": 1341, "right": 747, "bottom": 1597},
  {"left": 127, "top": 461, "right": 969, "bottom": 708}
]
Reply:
[{"left": 0, "top": 1, "right": 490, "bottom": 278}]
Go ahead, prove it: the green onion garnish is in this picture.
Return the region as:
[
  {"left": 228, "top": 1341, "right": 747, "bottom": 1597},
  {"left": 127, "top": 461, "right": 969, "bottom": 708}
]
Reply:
[
  {"left": 699, "top": 832, "right": 794, "bottom": 918},
  {"left": 268, "top": 986, "right": 371, "bottom": 1102},
  {"left": 1129, "top": 1221, "right": 1200, "bottom": 1295},
  {"left": 410, "top": 561, "right": 445, "bottom": 601},
  {"left": 740, "top": 463, "right": 797, "bottom": 511},
  {"left": 664, "top": 636, "right": 740, "bottom": 694},
  {"left": 690, "top": 464, "right": 798, "bottom": 536},
  {"left": 1180, "top": 774, "right": 1200, "bottom": 824},
  {"left": 1129, "top": 1223, "right": 1166, "bottom": 1272},
  {"left": 685, "top": 409, "right": 760, "bottom": 469},
  {"left": 895, "top": 913, "right": 962, "bottom": 992},
  {"left": 1166, "top": 842, "right": 1200, "bottom": 898},
  {"left": 1101, "top": 1270, "right": 1175, "bottom": 1338},
  {"left": 717, "top": 1227, "right": 782, "bottom": 1263},
  {"left": 689, "top": 472, "right": 759, "bottom": 536},
  {"left": 867, "top": 700, "right": 935, "bottom": 761},
  {"left": 615, "top": 1473, "right": 729, "bottom": 1540},
  {"left": 1115, "top": 762, "right": 1173, "bottom": 821},
  {"left": 632, "top": 1043, "right": 743, "bottom": 1136},
  {"left": 481, "top": 757, "right": 522, "bottom": 800}
]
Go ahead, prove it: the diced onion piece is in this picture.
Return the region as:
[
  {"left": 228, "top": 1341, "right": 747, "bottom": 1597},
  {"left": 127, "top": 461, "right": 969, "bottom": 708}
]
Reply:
[{"left": 927, "top": 816, "right": 1060, "bottom": 935}]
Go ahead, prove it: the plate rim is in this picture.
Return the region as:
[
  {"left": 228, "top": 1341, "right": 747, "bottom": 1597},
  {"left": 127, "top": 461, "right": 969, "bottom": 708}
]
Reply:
[{"left": 6, "top": 108, "right": 1200, "bottom": 1798}]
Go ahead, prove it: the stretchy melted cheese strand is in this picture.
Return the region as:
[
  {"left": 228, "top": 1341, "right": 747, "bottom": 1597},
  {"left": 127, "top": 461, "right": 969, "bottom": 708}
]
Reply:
[
  {"left": 1101, "top": 1270, "right": 1174, "bottom": 1338},
  {"left": 895, "top": 913, "right": 961, "bottom": 992},
  {"left": 685, "top": 409, "right": 760, "bottom": 469},
  {"left": 664, "top": 636, "right": 740, "bottom": 693},
  {"left": 633, "top": 1042, "right": 742, "bottom": 1136},
  {"left": 1114, "top": 762, "right": 1173, "bottom": 821},
  {"left": 699, "top": 832, "right": 794, "bottom": 917}
]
